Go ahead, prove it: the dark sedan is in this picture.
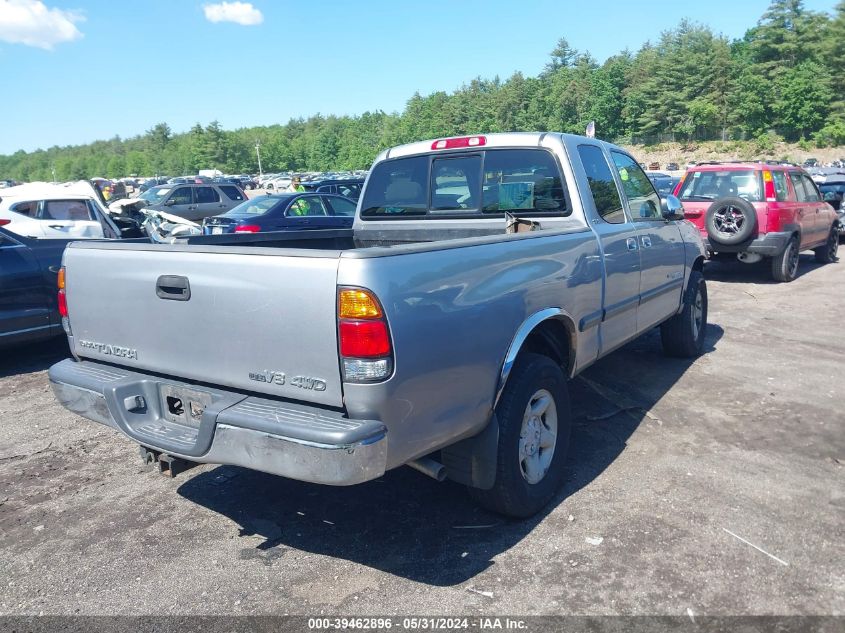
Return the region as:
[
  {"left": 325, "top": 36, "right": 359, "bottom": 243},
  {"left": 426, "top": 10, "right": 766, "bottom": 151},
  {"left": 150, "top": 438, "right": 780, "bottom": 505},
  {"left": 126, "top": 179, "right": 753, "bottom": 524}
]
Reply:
[
  {"left": 1, "top": 225, "right": 73, "bottom": 347},
  {"left": 202, "top": 192, "right": 358, "bottom": 234}
]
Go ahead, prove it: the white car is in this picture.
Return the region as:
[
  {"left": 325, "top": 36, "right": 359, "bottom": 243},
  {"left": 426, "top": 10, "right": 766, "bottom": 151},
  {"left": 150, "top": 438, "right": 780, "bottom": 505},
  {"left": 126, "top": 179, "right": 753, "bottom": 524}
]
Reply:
[{"left": 0, "top": 181, "right": 119, "bottom": 239}]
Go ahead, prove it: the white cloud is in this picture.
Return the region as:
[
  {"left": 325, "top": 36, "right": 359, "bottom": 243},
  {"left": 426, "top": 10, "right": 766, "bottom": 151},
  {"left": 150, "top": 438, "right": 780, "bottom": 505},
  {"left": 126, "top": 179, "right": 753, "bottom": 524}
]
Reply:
[
  {"left": 0, "top": 0, "right": 84, "bottom": 50},
  {"left": 203, "top": 2, "right": 263, "bottom": 26}
]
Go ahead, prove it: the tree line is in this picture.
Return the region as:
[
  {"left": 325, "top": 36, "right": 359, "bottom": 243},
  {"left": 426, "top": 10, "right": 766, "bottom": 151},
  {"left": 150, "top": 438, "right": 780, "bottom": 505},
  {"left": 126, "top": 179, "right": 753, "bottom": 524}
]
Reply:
[{"left": 2, "top": 0, "right": 843, "bottom": 182}]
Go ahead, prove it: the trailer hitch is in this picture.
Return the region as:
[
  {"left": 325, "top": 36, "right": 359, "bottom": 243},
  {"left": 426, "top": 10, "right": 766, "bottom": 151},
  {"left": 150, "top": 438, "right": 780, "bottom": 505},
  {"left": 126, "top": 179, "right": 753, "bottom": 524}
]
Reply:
[{"left": 139, "top": 446, "right": 197, "bottom": 478}]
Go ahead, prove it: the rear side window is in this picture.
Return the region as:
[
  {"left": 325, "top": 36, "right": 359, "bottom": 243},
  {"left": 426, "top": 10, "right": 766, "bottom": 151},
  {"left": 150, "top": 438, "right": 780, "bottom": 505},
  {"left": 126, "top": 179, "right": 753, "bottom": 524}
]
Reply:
[
  {"left": 9, "top": 201, "right": 37, "bottom": 217},
  {"left": 218, "top": 185, "right": 245, "bottom": 201},
  {"left": 42, "top": 200, "right": 95, "bottom": 221},
  {"left": 771, "top": 171, "right": 789, "bottom": 201},
  {"left": 327, "top": 196, "right": 357, "bottom": 217},
  {"left": 680, "top": 170, "right": 763, "bottom": 202},
  {"left": 789, "top": 173, "right": 813, "bottom": 202},
  {"left": 801, "top": 175, "right": 821, "bottom": 202},
  {"left": 360, "top": 149, "right": 568, "bottom": 218},
  {"left": 577, "top": 145, "right": 625, "bottom": 224},
  {"left": 196, "top": 187, "right": 220, "bottom": 203},
  {"left": 337, "top": 184, "right": 362, "bottom": 199}
]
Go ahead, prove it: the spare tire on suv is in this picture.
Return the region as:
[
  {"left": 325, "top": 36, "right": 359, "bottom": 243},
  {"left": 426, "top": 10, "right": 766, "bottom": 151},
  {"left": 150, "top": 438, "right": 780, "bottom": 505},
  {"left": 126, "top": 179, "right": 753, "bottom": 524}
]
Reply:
[{"left": 704, "top": 197, "right": 757, "bottom": 246}]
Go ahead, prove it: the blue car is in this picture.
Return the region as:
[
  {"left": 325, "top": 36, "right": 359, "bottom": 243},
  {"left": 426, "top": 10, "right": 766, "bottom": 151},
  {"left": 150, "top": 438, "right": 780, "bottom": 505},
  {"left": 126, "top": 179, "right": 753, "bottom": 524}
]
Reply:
[{"left": 202, "top": 192, "right": 357, "bottom": 234}]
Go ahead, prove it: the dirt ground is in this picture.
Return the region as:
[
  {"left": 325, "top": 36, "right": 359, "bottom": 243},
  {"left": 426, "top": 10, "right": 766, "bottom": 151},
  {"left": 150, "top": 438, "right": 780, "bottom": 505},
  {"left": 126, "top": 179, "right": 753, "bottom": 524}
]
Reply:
[{"left": 0, "top": 253, "right": 842, "bottom": 617}]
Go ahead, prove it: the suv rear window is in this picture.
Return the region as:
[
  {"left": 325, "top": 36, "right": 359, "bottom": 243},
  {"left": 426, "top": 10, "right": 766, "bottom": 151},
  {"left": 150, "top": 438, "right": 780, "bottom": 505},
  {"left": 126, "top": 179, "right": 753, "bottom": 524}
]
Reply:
[
  {"left": 679, "top": 170, "right": 763, "bottom": 202},
  {"left": 360, "top": 149, "right": 568, "bottom": 218}
]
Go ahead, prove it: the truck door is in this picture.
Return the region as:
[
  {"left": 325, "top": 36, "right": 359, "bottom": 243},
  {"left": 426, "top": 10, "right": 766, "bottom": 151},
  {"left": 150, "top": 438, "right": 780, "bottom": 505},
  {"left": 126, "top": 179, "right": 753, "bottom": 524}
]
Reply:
[
  {"left": 576, "top": 144, "right": 641, "bottom": 355},
  {"left": 609, "top": 151, "right": 686, "bottom": 335},
  {"left": 0, "top": 230, "right": 52, "bottom": 339}
]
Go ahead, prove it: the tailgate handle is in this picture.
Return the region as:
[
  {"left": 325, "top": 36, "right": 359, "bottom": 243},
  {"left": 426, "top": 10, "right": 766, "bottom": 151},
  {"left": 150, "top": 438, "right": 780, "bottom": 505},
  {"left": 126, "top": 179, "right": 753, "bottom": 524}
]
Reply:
[{"left": 156, "top": 275, "right": 191, "bottom": 301}]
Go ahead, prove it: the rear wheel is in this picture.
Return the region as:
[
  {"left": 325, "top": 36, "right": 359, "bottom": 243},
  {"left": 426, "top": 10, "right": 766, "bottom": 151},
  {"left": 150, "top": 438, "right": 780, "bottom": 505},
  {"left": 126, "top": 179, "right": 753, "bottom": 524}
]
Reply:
[
  {"left": 771, "top": 236, "right": 800, "bottom": 282},
  {"left": 814, "top": 228, "right": 839, "bottom": 263},
  {"left": 468, "top": 353, "right": 571, "bottom": 518},
  {"left": 660, "top": 270, "right": 707, "bottom": 357}
]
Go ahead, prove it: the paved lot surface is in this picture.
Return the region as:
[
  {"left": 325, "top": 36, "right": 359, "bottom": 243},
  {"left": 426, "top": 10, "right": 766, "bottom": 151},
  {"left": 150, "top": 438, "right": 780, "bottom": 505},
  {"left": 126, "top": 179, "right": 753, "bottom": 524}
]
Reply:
[{"left": 1, "top": 254, "right": 842, "bottom": 616}]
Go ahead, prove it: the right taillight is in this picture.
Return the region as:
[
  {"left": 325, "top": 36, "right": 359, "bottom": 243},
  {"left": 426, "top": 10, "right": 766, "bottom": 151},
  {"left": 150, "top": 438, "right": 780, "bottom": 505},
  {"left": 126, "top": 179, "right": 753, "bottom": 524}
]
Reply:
[
  {"left": 57, "top": 267, "right": 71, "bottom": 335},
  {"left": 338, "top": 287, "right": 392, "bottom": 383}
]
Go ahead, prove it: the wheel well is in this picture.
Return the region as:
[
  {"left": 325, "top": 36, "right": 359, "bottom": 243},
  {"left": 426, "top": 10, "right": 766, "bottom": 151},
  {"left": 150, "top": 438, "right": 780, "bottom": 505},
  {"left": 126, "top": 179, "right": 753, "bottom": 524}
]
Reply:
[
  {"left": 692, "top": 256, "right": 705, "bottom": 273},
  {"left": 518, "top": 318, "right": 572, "bottom": 374}
]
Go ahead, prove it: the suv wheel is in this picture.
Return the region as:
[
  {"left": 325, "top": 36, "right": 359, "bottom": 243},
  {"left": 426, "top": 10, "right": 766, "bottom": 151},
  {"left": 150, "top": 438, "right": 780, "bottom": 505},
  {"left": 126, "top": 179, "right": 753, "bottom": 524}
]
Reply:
[
  {"left": 814, "top": 228, "right": 839, "bottom": 263},
  {"left": 705, "top": 197, "right": 757, "bottom": 245},
  {"left": 660, "top": 270, "right": 707, "bottom": 357},
  {"left": 468, "top": 353, "right": 571, "bottom": 518},
  {"left": 771, "top": 236, "right": 800, "bottom": 282}
]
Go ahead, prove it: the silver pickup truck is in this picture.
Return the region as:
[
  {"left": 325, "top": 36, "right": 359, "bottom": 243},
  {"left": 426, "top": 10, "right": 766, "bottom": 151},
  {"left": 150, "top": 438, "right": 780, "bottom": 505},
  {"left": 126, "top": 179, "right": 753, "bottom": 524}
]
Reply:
[{"left": 49, "top": 133, "right": 707, "bottom": 517}]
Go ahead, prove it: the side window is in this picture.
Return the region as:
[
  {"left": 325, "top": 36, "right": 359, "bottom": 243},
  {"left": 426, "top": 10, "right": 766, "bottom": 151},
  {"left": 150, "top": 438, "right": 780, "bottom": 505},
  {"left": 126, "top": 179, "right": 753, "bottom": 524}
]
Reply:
[
  {"left": 337, "top": 184, "right": 361, "bottom": 199},
  {"left": 169, "top": 187, "right": 193, "bottom": 205},
  {"left": 482, "top": 149, "right": 568, "bottom": 214},
  {"left": 577, "top": 145, "right": 626, "bottom": 224},
  {"left": 326, "top": 196, "right": 357, "bottom": 217},
  {"left": 430, "top": 155, "right": 481, "bottom": 212},
  {"left": 218, "top": 185, "right": 244, "bottom": 201},
  {"left": 9, "top": 201, "right": 37, "bottom": 217},
  {"left": 42, "top": 200, "right": 95, "bottom": 221},
  {"left": 789, "top": 173, "right": 810, "bottom": 202},
  {"left": 196, "top": 186, "right": 220, "bottom": 204},
  {"left": 610, "top": 152, "right": 661, "bottom": 220},
  {"left": 801, "top": 175, "right": 821, "bottom": 202},
  {"left": 287, "top": 197, "right": 327, "bottom": 217},
  {"left": 771, "top": 171, "right": 789, "bottom": 201}
]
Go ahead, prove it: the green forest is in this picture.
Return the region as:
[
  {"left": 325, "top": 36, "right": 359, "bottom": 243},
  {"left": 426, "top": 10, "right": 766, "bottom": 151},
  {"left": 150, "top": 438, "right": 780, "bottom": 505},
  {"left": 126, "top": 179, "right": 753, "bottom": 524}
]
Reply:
[{"left": 2, "top": 0, "right": 844, "bottom": 182}]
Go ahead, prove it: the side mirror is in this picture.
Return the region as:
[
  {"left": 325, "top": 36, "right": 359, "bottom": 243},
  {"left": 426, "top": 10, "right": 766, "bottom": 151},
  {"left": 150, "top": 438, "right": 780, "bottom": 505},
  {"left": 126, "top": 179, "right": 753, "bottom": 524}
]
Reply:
[
  {"left": 163, "top": 199, "right": 176, "bottom": 206},
  {"left": 661, "top": 195, "right": 684, "bottom": 221}
]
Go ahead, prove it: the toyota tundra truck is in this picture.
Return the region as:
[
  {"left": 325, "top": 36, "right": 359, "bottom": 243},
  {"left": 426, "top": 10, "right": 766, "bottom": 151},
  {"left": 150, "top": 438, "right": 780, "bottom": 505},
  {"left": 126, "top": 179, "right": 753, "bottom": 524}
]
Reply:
[{"left": 49, "top": 133, "right": 707, "bottom": 517}]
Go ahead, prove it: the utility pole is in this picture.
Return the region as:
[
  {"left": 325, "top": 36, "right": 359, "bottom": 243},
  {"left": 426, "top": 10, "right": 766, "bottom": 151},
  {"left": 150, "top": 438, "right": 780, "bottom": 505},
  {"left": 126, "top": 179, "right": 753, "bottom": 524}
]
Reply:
[{"left": 255, "top": 140, "right": 263, "bottom": 177}]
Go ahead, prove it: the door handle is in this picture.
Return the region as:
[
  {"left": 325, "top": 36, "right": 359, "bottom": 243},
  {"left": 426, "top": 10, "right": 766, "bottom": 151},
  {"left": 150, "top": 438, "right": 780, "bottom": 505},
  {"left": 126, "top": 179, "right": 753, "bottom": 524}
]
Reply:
[
  {"left": 156, "top": 275, "right": 191, "bottom": 301},
  {"left": 626, "top": 237, "right": 639, "bottom": 251},
  {"left": 48, "top": 224, "right": 65, "bottom": 229},
  {"left": 641, "top": 236, "right": 652, "bottom": 248}
]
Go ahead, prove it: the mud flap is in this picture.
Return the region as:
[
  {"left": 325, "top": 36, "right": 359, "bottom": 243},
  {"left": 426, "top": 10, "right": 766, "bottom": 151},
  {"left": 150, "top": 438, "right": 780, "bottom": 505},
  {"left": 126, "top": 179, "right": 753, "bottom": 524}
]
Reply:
[{"left": 441, "top": 414, "right": 499, "bottom": 490}]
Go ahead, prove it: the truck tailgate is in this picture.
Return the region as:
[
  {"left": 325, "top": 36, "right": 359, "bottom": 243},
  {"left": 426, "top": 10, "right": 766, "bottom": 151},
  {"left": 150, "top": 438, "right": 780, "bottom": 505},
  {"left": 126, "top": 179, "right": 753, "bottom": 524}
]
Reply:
[{"left": 63, "top": 244, "right": 344, "bottom": 408}]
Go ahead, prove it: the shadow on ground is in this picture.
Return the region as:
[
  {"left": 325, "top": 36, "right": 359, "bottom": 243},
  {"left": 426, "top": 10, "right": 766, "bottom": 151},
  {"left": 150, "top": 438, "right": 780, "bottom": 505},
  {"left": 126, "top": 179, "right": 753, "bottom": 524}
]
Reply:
[
  {"left": 0, "top": 336, "right": 69, "bottom": 379},
  {"left": 703, "top": 253, "right": 834, "bottom": 284},
  {"left": 178, "top": 324, "right": 723, "bottom": 586}
]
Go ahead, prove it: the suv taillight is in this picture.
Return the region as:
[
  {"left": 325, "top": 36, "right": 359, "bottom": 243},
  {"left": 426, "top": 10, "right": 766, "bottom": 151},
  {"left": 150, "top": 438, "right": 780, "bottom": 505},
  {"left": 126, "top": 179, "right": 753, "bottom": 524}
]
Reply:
[
  {"left": 337, "top": 288, "right": 392, "bottom": 382},
  {"left": 762, "top": 170, "right": 777, "bottom": 202}
]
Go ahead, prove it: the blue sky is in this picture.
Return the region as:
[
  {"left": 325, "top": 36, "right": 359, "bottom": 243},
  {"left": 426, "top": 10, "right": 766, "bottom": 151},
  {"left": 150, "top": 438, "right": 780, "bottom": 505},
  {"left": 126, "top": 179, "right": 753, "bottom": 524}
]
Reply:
[{"left": 0, "top": 0, "right": 838, "bottom": 154}]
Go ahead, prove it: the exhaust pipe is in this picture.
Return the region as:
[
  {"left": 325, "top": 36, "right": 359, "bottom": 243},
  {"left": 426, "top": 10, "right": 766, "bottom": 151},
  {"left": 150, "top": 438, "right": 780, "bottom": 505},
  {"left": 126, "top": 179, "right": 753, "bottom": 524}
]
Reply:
[{"left": 407, "top": 456, "right": 446, "bottom": 482}]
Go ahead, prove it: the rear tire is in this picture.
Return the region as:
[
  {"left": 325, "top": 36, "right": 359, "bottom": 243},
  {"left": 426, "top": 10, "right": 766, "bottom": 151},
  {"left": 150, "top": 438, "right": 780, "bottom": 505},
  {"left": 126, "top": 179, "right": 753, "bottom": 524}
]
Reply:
[
  {"left": 468, "top": 353, "right": 571, "bottom": 518},
  {"left": 771, "top": 236, "right": 800, "bottom": 282},
  {"left": 660, "top": 270, "right": 707, "bottom": 357},
  {"left": 814, "top": 228, "right": 839, "bottom": 263}
]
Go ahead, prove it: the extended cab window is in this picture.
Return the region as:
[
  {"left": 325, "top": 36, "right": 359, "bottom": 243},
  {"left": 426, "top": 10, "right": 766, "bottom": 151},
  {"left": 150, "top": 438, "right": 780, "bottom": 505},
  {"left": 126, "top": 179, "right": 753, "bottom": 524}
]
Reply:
[
  {"left": 610, "top": 152, "right": 661, "bottom": 220},
  {"left": 360, "top": 149, "right": 568, "bottom": 218},
  {"left": 578, "top": 144, "right": 625, "bottom": 224}
]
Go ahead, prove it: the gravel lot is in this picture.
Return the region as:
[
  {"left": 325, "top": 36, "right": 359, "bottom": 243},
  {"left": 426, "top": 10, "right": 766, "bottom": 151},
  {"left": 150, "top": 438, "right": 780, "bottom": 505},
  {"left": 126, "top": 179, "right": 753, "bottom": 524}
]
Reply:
[{"left": 0, "top": 254, "right": 842, "bottom": 616}]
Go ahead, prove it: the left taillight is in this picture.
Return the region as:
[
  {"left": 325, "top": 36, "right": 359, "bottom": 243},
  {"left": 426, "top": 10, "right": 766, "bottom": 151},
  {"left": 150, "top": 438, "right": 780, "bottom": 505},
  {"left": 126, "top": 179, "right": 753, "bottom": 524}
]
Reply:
[
  {"left": 337, "top": 287, "right": 392, "bottom": 383},
  {"left": 234, "top": 224, "right": 261, "bottom": 233},
  {"left": 57, "top": 267, "right": 71, "bottom": 335}
]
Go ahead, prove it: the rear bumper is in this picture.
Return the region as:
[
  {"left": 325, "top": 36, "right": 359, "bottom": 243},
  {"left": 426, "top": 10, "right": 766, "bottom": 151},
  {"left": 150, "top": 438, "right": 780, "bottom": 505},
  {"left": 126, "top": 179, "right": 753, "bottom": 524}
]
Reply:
[
  {"left": 703, "top": 231, "right": 792, "bottom": 256},
  {"left": 48, "top": 359, "right": 387, "bottom": 486}
]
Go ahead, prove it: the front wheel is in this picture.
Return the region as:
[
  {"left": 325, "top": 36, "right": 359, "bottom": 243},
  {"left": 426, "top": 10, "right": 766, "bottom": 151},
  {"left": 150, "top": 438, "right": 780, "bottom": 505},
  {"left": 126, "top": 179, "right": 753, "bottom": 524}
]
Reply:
[
  {"left": 468, "top": 353, "right": 571, "bottom": 518},
  {"left": 660, "top": 270, "right": 708, "bottom": 357},
  {"left": 814, "top": 228, "right": 839, "bottom": 263},
  {"left": 771, "top": 236, "right": 800, "bottom": 282}
]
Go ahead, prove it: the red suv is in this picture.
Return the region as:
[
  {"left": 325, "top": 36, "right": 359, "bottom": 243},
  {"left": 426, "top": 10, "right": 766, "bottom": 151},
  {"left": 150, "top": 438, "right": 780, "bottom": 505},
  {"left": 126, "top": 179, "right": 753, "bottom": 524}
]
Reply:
[{"left": 675, "top": 162, "right": 839, "bottom": 281}]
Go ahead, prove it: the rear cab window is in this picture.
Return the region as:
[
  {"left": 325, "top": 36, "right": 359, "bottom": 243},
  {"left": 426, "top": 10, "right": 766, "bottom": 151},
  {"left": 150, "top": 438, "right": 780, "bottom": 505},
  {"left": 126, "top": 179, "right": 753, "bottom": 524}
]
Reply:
[{"left": 360, "top": 149, "right": 569, "bottom": 219}]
